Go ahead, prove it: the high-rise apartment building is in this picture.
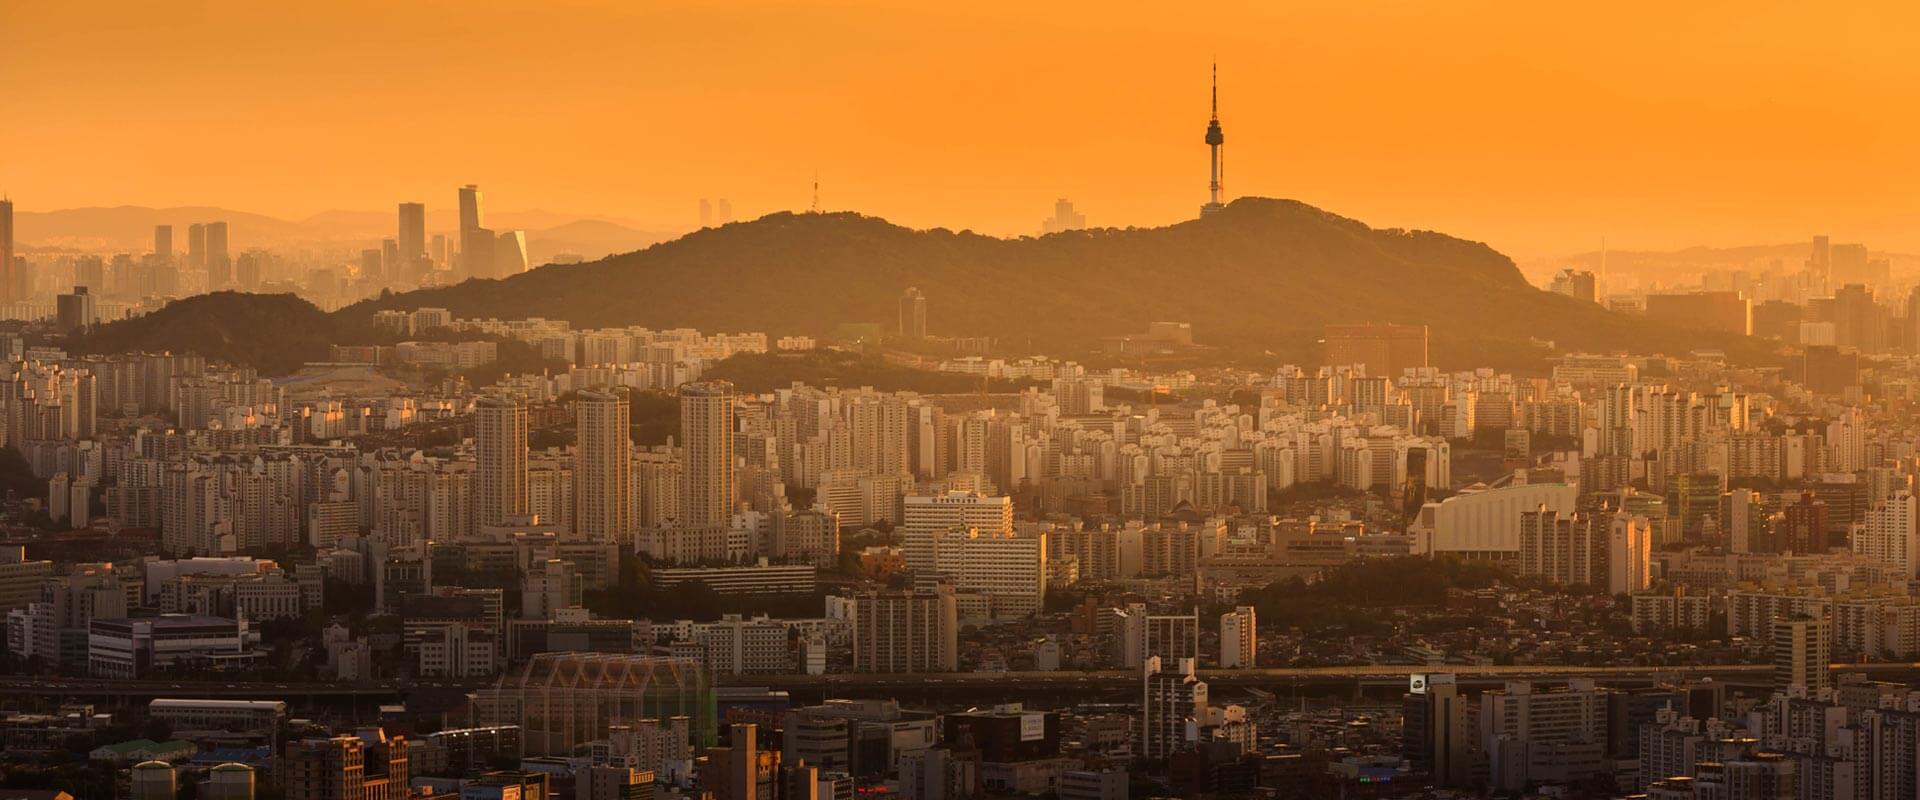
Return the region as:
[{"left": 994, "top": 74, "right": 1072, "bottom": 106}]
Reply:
[
  {"left": 678, "top": 382, "right": 736, "bottom": 529},
  {"left": 575, "top": 389, "right": 632, "bottom": 545},
  {"left": 1607, "top": 514, "right": 1653, "bottom": 594},
  {"left": 1116, "top": 605, "right": 1199, "bottom": 670},
  {"left": 851, "top": 584, "right": 957, "bottom": 673},
  {"left": 1219, "top": 606, "right": 1256, "bottom": 668},
  {"left": 1773, "top": 615, "right": 1830, "bottom": 694},
  {"left": 1141, "top": 656, "right": 1206, "bottom": 759},
  {"left": 474, "top": 396, "right": 530, "bottom": 530},
  {"left": 1855, "top": 489, "right": 1917, "bottom": 577},
  {"left": 1518, "top": 507, "right": 1599, "bottom": 587}
]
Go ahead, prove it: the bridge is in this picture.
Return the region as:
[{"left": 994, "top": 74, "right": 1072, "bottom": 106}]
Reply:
[{"left": 8, "top": 661, "right": 1917, "bottom": 707}]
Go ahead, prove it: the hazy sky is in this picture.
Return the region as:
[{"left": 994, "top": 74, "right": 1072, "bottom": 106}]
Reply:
[{"left": 4, "top": 1, "right": 1919, "bottom": 257}]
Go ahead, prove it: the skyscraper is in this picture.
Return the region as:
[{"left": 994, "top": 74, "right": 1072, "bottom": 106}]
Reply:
[
  {"left": 187, "top": 223, "right": 206, "bottom": 270},
  {"left": 1200, "top": 63, "right": 1225, "bottom": 218},
  {"left": 398, "top": 202, "right": 427, "bottom": 263},
  {"left": 898, "top": 287, "right": 927, "bottom": 339},
  {"left": 459, "top": 184, "right": 493, "bottom": 281},
  {"left": 474, "top": 395, "right": 529, "bottom": 529},
  {"left": 0, "top": 198, "right": 12, "bottom": 306},
  {"left": 205, "top": 221, "right": 230, "bottom": 284},
  {"left": 575, "top": 389, "right": 632, "bottom": 545},
  {"left": 152, "top": 225, "right": 173, "bottom": 264},
  {"left": 494, "top": 230, "right": 528, "bottom": 277},
  {"left": 459, "top": 184, "right": 484, "bottom": 232},
  {"left": 679, "top": 382, "right": 736, "bottom": 528}
]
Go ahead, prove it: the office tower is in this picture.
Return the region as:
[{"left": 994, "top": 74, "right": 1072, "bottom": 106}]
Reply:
[
  {"left": 205, "top": 221, "right": 230, "bottom": 285},
  {"left": 460, "top": 184, "right": 484, "bottom": 231},
  {"left": 576, "top": 389, "right": 632, "bottom": 545},
  {"left": 187, "top": 222, "right": 206, "bottom": 270},
  {"left": 678, "top": 382, "right": 736, "bottom": 528},
  {"left": 398, "top": 202, "right": 427, "bottom": 262},
  {"left": 55, "top": 287, "right": 96, "bottom": 334},
  {"left": 1219, "top": 606, "right": 1256, "bottom": 668},
  {"left": 459, "top": 184, "right": 493, "bottom": 280},
  {"left": 699, "top": 199, "right": 713, "bottom": 228},
  {"left": 1403, "top": 675, "right": 1471, "bottom": 787},
  {"left": 474, "top": 395, "right": 530, "bottom": 529},
  {"left": 153, "top": 225, "right": 173, "bottom": 263},
  {"left": 431, "top": 233, "right": 449, "bottom": 266},
  {"left": 1854, "top": 489, "right": 1918, "bottom": 577},
  {"left": 1773, "top": 615, "right": 1830, "bottom": 694},
  {"left": 1200, "top": 63, "right": 1225, "bottom": 217},
  {"left": 495, "top": 230, "right": 529, "bottom": 276},
  {"left": 716, "top": 198, "right": 732, "bottom": 225},
  {"left": 852, "top": 584, "right": 957, "bottom": 673},
  {"left": 898, "top": 287, "right": 927, "bottom": 339},
  {"left": 1142, "top": 656, "right": 1206, "bottom": 759},
  {"left": 1607, "top": 515, "right": 1653, "bottom": 594},
  {"left": 0, "top": 198, "right": 13, "bottom": 306},
  {"left": 359, "top": 249, "right": 383, "bottom": 282}
]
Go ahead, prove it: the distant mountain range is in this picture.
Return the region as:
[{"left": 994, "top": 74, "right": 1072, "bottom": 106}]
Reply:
[
  {"left": 12, "top": 205, "right": 677, "bottom": 263},
  {"left": 74, "top": 197, "right": 1774, "bottom": 374},
  {"left": 1522, "top": 242, "right": 1920, "bottom": 286}
]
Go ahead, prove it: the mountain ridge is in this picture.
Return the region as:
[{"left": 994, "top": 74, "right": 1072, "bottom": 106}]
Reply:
[{"left": 76, "top": 197, "right": 1775, "bottom": 373}]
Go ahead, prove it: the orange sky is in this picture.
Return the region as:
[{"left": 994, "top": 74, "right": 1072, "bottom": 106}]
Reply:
[{"left": 4, "top": 1, "right": 1919, "bottom": 257}]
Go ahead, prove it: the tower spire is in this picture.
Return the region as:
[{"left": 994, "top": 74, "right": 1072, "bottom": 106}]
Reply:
[
  {"left": 1201, "top": 62, "right": 1226, "bottom": 217},
  {"left": 1211, "top": 61, "right": 1218, "bottom": 120}
]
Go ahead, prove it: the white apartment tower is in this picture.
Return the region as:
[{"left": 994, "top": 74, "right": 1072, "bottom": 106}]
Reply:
[
  {"left": 473, "top": 395, "right": 529, "bottom": 530},
  {"left": 1855, "top": 490, "right": 1918, "bottom": 577},
  {"left": 679, "top": 382, "right": 737, "bottom": 528}
]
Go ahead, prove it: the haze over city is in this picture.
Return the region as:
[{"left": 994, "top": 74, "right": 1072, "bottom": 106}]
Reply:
[
  {"left": 7, "top": 4, "right": 1920, "bottom": 800},
  {"left": 8, "top": 1, "right": 1920, "bottom": 256}
]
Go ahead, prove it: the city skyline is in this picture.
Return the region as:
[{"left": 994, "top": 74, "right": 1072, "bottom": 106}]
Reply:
[{"left": 8, "top": 2, "right": 1920, "bottom": 257}]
